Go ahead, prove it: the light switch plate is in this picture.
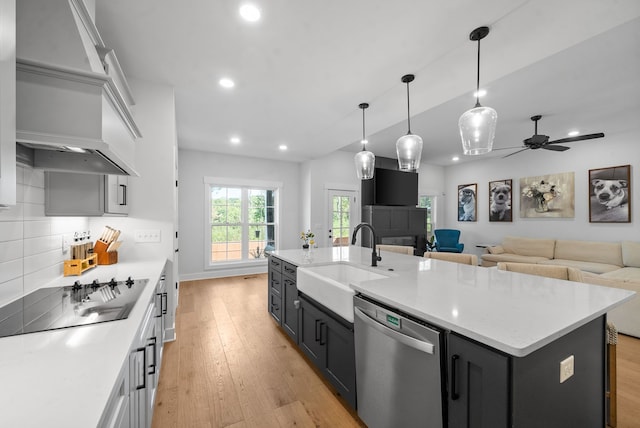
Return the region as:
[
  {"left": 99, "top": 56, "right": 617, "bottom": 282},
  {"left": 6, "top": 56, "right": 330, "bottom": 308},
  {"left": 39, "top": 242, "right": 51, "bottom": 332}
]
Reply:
[
  {"left": 134, "top": 229, "right": 161, "bottom": 243},
  {"left": 560, "top": 355, "right": 574, "bottom": 383}
]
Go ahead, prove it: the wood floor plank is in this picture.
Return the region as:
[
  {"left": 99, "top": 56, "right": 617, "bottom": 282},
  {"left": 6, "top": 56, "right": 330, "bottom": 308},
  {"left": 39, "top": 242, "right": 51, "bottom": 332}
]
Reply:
[{"left": 153, "top": 274, "right": 640, "bottom": 428}]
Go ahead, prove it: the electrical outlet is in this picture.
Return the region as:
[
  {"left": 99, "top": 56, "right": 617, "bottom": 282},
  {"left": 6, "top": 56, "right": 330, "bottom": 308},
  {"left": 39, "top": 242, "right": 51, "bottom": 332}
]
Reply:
[
  {"left": 560, "top": 355, "right": 574, "bottom": 383},
  {"left": 62, "top": 234, "right": 72, "bottom": 254},
  {"left": 134, "top": 229, "right": 161, "bottom": 243}
]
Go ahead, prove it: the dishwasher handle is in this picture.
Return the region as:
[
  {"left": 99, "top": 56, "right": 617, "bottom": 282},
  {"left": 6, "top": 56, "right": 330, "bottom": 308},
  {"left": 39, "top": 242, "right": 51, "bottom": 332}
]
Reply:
[{"left": 354, "top": 307, "right": 434, "bottom": 355}]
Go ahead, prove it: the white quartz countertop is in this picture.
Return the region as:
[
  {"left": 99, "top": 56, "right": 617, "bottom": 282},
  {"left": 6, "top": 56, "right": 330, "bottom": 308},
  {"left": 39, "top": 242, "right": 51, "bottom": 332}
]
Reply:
[
  {"left": 272, "top": 247, "right": 635, "bottom": 357},
  {"left": 0, "top": 260, "right": 167, "bottom": 428}
]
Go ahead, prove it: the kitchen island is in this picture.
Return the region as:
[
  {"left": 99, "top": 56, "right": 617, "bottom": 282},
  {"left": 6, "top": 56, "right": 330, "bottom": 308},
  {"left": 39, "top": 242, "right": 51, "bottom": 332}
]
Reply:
[
  {"left": 0, "top": 260, "right": 167, "bottom": 428},
  {"left": 269, "top": 246, "right": 635, "bottom": 427}
]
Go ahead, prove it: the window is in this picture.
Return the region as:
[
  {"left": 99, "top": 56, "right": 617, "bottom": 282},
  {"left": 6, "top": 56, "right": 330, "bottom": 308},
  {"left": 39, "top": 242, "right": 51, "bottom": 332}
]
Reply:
[
  {"left": 418, "top": 195, "right": 436, "bottom": 239},
  {"left": 207, "top": 181, "right": 278, "bottom": 265}
]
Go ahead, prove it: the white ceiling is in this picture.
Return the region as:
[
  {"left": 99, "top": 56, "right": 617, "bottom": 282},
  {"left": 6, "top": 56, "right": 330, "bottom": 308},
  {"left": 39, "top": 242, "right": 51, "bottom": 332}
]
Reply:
[{"left": 95, "top": 0, "right": 640, "bottom": 166}]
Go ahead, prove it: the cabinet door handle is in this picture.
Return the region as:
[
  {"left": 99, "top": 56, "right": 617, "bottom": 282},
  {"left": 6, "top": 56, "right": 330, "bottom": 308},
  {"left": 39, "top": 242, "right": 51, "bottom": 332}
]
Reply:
[
  {"left": 162, "top": 292, "right": 168, "bottom": 314},
  {"left": 155, "top": 293, "right": 163, "bottom": 317},
  {"left": 148, "top": 337, "right": 157, "bottom": 375},
  {"left": 314, "top": 319, "right": 321, "bottom": 342},
  {"left": 119, "top": 184, "right": 127, "bottom": 206},
  {"left": 135, "top": 347, "right": 146, "bottom": 390},
  {"left": 319, "top": 322, "right": 326, "bottom": 346},
  {"left": 451, "top": 354, "right": 460, "bottom": 400},
  {"left": 293, "top": 299, "right": 300, "bottom": 310}
]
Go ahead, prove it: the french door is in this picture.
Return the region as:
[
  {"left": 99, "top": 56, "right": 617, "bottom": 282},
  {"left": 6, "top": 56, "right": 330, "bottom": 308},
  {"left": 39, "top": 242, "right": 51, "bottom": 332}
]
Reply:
[{"left": 328, "top": 190, "right": 357, "bottom": 247}]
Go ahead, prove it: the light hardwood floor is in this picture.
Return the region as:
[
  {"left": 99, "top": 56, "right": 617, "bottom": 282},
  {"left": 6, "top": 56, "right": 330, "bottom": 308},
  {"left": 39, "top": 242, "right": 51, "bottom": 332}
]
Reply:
[{"left": 152, "top": 274, "right": 640, "bottom": 428}]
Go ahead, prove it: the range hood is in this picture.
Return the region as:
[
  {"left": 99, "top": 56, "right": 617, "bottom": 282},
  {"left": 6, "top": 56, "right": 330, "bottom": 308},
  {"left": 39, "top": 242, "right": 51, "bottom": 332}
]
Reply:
[{"left": 16, "top": 0, "right": 142, "bottom": 176}]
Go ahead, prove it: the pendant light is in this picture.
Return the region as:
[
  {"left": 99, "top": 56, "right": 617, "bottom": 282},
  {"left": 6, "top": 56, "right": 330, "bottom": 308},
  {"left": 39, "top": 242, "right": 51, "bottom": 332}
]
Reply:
[
  {"left": 458, "top": 26, "right": 497, "bottom": 155},
  {"left": 354, "top": 103, "right": 375, "bottom": 180},
  {"left": 396, "top": 74, "right": 423, "bottom": 171}
]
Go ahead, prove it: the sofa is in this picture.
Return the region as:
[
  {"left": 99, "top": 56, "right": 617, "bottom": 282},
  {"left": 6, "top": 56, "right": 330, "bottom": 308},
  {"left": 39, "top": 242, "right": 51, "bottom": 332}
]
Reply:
[{"left": 482, "top": 237, "right": 640, "bottom": 337}]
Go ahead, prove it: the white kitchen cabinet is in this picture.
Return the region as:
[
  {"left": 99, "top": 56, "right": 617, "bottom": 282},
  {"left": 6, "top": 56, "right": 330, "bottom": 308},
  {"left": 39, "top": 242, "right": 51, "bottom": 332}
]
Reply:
[
  {"left": 0, "top": 0, "right": 16, "bottom": 207},
  {"left": 98, "top": 362, "right": 131, "bottom": 428},
  {"left": 106, "top": 174, "right": 130, "bottom": 215},
  {"left": 130, "top": 302, "right": 157, "bottom": 428},
  {"left": 45, "top": 171, "right": 130, "bottom": 216}
]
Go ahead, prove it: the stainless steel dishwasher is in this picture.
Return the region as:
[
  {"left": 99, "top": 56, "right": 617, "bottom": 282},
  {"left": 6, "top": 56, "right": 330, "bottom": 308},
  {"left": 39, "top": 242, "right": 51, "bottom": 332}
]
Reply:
[{"left": 354, "top": 295, "right": 445, "bottom": 428}]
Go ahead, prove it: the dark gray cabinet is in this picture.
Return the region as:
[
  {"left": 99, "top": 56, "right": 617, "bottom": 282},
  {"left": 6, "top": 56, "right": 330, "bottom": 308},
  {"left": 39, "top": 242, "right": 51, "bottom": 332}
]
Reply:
[
  {"left": 447, "top": 316, "right": 606, "bottom": 428},
  {"left": 268, "top": 257, "right": 299, "bottom": 343},
  {"left": 299, "top": 295, "right": 356, "bottom": 409},
  {"left": 448, "top": 332, "right": 509, "bottom": 428},
  {"left": 281, "top": 261, "right": 299, "bottom": 343},
  {"left": 268, "top": 257, "right": 283, "bottom": 323}
]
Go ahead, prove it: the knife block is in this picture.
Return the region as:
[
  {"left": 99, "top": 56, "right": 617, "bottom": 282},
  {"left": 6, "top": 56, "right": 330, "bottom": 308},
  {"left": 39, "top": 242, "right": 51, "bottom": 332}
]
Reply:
[
  {"left": 94, "top": 240, "right": 118, "bottom": 265},
  {"left": 97, "top": 250, "right": 118, "bottom": 265}
]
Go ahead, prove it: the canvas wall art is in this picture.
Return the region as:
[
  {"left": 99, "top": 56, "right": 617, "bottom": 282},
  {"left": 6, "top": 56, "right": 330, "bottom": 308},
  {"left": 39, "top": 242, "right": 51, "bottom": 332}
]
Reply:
[
  {"left": 520, "top": 172, "right": 575, "bottom": 218},
  {"left": 458, "top": 183, "right": 477, "bottom": 221},
  {"left": 589, "top": 164, "right": 631, "bottom": 223},
  {"left": 489, "top": 179, "right": 512, "bottom": 222}
]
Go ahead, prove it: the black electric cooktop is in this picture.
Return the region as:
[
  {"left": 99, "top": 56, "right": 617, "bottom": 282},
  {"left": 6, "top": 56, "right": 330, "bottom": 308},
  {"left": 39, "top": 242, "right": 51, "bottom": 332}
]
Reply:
[{"left": 0, "top": 277, "right": 148, "bottom": 338}]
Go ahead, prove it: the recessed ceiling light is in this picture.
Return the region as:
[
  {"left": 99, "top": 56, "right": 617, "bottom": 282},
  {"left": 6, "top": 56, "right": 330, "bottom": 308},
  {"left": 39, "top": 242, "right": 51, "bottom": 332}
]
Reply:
[
  {"left": 279, "top": 144, "right": 288, "bottom": 151},
  {"left": 568, "top": 130, "right": 580, "bottom": 137},
  {"left": 219, "top": 78, "right": 235, "bottom": 88},
  {"left": 239, "top": 4, "right": 261, "bottom": 22},
  {"left": 452, "top": 156, "right": 460, "bottom": 162},
  {"left": 230, "top": 136, "right": 240, "bottom": 144},
  {"left": 473, "top": 89, "right": 487, "bottom": 98}
]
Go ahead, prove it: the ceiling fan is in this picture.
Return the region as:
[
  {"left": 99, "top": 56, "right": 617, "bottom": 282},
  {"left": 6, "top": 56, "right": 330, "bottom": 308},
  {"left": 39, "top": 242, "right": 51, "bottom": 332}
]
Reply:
[{"left": 500, "top": 115, "right": 605, "bottom": 158}]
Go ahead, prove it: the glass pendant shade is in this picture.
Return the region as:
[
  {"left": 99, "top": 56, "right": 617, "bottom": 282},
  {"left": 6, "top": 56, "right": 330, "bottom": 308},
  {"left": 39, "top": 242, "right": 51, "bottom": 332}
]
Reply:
[
  {"left": 459, "top": 26, "right": 496, "bottom": 155},
  {"left": 354, "top": 102, "right": 375, "bottom": 180},
  {"left": 354, "top": 150, "right": 375, "bottom": 180},
  {"left": 396, "top": 74, "right": 422, "bottom": 171},
  {"left": 396, "top": 133, "right": 423, "bottom": 171},
  {"left": 458, "top": 105, "right": 497, "bottom": 155}
]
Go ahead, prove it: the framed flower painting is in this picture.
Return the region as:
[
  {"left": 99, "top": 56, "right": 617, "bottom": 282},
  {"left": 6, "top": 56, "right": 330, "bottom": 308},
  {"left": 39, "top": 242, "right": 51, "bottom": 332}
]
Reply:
[
  {"left": 589, "top": 165, "right": 631, "bottom": 223},
  {"left": 519, "top": 172, "right": 575, "bottom": 218}
]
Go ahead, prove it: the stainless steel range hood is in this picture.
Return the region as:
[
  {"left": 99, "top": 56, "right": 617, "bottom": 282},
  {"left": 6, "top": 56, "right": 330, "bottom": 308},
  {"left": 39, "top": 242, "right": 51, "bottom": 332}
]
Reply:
[{"left": 16, "top": 0, "right": 142, "bottom": 176}]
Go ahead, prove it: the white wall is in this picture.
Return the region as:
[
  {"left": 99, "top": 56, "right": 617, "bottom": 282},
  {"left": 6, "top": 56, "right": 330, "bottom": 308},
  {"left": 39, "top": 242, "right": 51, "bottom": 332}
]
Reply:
[
  {"left": 89, "top": 78, "right": 177, "bottom": 264},
  {"left": 417, "top": 162, "right": 445, "bottom": 229},
  {"left": 178, "top": 149, "right": 300, "bottom": 280},
  {"left": 0, "top": 165, "right": 88, "bottom": 306},
  {"left": 302, "top": 150, "right": 363, "bottom": 248},
  {"left": 444, "top": 132, "right": 640, "bottom": 259}
]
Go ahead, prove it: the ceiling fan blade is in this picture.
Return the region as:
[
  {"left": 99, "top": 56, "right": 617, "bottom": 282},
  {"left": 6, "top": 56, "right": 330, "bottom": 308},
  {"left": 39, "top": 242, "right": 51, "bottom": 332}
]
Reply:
[
  {"left": 492, "top": 145, "right": 525, "bottom": 151},
  {"left": 548, "top": 132, "right": 605, "bottom": 145},
  {"left": 502, "top": 148, "right": 530, "bottom": 158},
  {"left": 542, "top": 144, "right": 570, "bottom": 151}
]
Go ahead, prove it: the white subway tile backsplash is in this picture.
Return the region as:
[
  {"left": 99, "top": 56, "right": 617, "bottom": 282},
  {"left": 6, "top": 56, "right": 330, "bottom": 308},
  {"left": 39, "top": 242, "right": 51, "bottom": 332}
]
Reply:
[
  {"left": 0, "top": 165, "right": 88, "bottom": 302},
  {"left": 0, "top": 203, "right": 24, "bottom": 221},
  {"left": 24, "top": 248, "right": 64, "bottom": 276},
  {"left": 23, "top": 185, "right": 45, "bottom": 204},
  {"left": 23, "top": 220, "right": 51, "bottom": 239},
  {"left": 0, "top": 221, "right": 23, "bottom": 241},
  {"left": 0, "top": 259, "right": 23, "bottom": 284},
  {"left": 23, "top": 202, "right": 46, "bottom": 220},
  {"left": 0, "top": 277, "right": 23, "bottom": 307},
  {"left": 21, "top": 166, "right": 44, "bottom": 188},
  {"left": 0, "top": 240, "right": 23, "bottom": 263},
  {"left": 24, "top": 264, "right": 62, "bottom": 294},
  {"left": 23, "top": 235, "right": 59, "bottom": 257}
]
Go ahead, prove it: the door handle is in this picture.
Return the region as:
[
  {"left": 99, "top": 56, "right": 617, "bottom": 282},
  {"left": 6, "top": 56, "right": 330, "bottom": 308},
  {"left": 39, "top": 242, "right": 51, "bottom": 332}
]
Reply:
[
  {"left": 148, "top": 337, "right": 157, "bottom": 375},
  {"left": 314, "top": 319, "right": 321, "bottom": 342},
  {"left": 119, "top": 184, "right": 127, "bottom": 206},
  {"left": 451, "top": 354, "right": 460, "bottom": 400},
  {"left": 319, "top": 322, "right": 326, "bottom": 346},
  {"left": 162, "top": 292, "right": 168, "bottom": 314},
  {"left": 135, "top": 347, "right": 146, "bottom": 390},
  {"left": 354, "top": 307, "right": 435, "bottom": 354}
]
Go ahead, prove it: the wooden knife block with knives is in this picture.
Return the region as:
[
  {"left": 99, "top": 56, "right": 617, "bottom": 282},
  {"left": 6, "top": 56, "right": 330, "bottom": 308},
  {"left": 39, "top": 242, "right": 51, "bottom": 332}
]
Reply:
[{"left": 94, "top": 226, "right": 122, "bottom": 265}]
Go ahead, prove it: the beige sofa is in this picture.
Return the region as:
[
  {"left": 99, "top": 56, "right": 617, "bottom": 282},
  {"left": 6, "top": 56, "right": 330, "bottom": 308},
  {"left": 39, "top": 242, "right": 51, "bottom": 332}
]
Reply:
[{"left": 482, "top": 237, "right": 640, "bottom": 337}]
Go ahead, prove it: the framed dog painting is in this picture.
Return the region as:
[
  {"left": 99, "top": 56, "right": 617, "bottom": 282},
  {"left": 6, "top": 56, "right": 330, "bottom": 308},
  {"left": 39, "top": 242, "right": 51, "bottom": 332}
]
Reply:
[
  {"left": 589, "top": 165, "right": 631, "bottom": 223},
  {"left": 489, "top": 179, "right": 512, "bottom": 222},
  {"left": 458, "top": 183, "right": 477, "bottom": 222}
]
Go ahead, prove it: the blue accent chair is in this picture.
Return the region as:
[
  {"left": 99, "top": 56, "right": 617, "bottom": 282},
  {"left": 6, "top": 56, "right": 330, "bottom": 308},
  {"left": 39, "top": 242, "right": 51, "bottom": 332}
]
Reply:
[{"left": 433, "top": 229, "right": 464, "bottom": 253}]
